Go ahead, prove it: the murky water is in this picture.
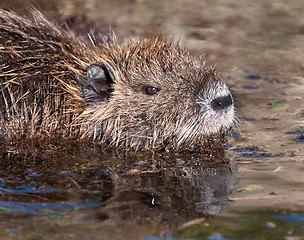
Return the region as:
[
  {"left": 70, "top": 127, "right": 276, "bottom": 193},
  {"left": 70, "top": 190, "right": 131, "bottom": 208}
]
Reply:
[{"left": 0, "top": 0, "right": 304, "bottom": 239}]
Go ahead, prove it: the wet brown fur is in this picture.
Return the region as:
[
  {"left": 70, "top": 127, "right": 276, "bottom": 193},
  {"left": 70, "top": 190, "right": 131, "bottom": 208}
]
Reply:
[{"left": 0, "top": 9, "right": 230, "bottom": 151}]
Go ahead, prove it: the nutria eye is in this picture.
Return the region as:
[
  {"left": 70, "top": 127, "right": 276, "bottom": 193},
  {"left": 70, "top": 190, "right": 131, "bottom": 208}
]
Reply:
[{"left": 144, "top": 86, "right": 159, "bottom": 95}]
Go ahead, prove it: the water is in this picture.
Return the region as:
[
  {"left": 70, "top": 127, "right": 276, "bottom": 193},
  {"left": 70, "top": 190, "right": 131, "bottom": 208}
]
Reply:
[{"left": 0, "top": 0, "right": 304, "bottom": 239}]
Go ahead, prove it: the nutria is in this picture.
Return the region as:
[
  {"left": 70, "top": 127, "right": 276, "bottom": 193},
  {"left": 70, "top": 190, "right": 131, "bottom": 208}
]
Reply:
[{"left": 0, "top": 9, "right": 235, "bottom": 151}]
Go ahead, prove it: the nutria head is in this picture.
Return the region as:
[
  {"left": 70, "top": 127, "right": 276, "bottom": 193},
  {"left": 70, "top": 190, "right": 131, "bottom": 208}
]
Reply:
[
  {"left": 78, "top": 39, "right": 235, "bottom": 150},
  {"left": 0, "top": 9, "right": 235, "bottom": 151}
]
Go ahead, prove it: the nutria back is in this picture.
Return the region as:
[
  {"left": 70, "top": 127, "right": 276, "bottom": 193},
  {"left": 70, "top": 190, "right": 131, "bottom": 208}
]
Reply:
[{"left": 0, "top": 9, "right": 235, "bottom": 151}]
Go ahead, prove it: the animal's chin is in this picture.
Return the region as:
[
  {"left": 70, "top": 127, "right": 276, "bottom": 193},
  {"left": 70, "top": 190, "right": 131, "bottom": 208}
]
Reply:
[
  {"left": 175, "top": 114, "right": 234, "bottom": 147},
  {"left": 164, "top": 131, "right": 227, "bottom": 155},
  {"left": 203, "top": 108, "right": 235, "bottom": 137},
  {"left": 99, "top": 111, "right": 235, "bottom": 151}
]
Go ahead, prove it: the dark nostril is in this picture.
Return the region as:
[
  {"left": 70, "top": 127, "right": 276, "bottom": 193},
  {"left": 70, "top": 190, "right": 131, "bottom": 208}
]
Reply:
[{"left": 211, "top": 94, "right": 233, "bottom": 111}]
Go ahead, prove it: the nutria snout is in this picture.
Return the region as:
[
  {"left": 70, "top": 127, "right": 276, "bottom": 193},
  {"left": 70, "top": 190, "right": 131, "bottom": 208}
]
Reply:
[
  {"left": 211, "top": 95, "right": 233, "bottom": 111},
  {"left": 0, "top": 9, "right": 235, "bottom": 151}
]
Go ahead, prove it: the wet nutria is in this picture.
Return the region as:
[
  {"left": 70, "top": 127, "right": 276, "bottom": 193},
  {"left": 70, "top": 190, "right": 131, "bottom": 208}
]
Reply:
[{"left": 0, "top": 9, "right": 235, "bottom": 151}]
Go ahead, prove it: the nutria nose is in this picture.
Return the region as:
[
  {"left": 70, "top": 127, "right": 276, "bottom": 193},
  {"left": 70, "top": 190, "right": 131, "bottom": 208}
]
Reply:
[{"left": 211, "top": 94, "right": 233, "bottom": 111}]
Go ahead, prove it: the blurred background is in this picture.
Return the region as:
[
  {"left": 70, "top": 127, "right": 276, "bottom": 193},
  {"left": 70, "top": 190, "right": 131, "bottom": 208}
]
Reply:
[{"left": 2, "top": 0, "right": 304, "bottom": 72}]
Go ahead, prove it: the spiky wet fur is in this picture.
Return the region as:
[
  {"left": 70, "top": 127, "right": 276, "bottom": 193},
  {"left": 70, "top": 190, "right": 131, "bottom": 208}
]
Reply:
[
  {"left": 0, "top": 9, "right": 114, "bottom": 138},
  {"left": 0, "top": 9, "right": 235, "bottom": 151}
]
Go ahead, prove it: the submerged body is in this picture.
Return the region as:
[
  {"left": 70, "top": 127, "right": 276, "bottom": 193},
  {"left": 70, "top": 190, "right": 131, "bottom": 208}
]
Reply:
[{"left": 0, "top": 9, "right": 235, "bottom": 151}]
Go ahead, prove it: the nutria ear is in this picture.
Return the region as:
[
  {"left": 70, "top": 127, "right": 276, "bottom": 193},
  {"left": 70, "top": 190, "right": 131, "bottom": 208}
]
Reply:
[{"left": 82, "top": 63, "right": 114, "bottom": 102}]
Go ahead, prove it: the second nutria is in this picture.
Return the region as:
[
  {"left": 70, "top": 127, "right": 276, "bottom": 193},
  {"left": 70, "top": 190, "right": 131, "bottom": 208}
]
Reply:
[{"left": 0, "top": 9, "right": 235, "bottom": 151}]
